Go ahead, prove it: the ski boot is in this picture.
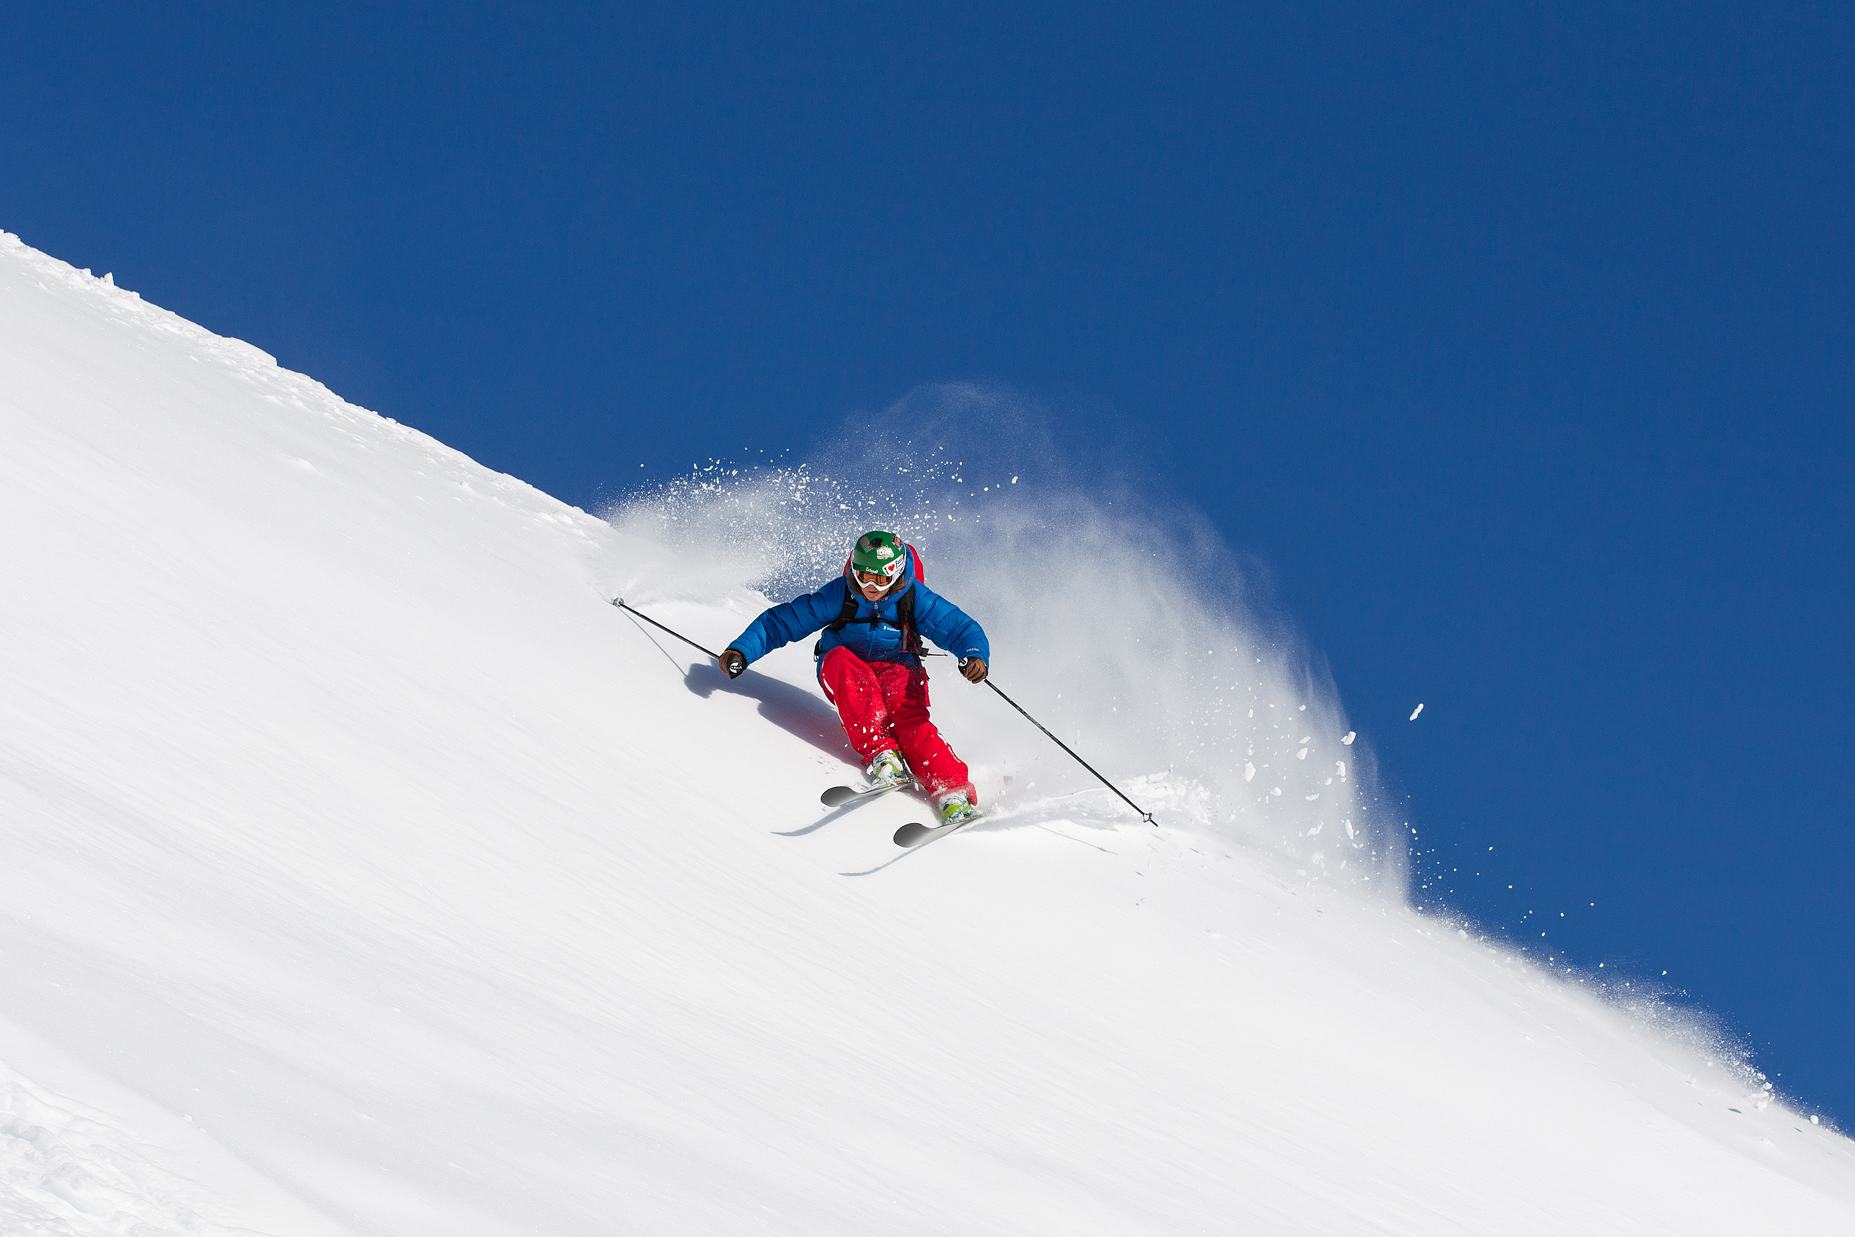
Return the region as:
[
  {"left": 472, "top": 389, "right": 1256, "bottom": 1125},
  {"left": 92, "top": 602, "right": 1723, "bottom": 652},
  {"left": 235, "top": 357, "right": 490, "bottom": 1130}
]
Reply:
[
  {"left": 936, "top": 790, "right": 978, "bottom": 827},
  {"left": 865, "top": 749, "right": 910, "bottom": 790}
]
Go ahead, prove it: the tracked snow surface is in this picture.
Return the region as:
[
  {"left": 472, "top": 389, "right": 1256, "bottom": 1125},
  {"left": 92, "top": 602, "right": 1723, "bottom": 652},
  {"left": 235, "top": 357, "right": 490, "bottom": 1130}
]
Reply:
[{"left": 1, "top": 231, "right": 1852, "bottom": 1235}]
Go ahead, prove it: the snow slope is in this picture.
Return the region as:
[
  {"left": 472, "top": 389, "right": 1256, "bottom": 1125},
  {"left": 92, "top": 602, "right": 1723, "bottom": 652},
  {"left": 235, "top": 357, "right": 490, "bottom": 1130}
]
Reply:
[{"left": 2, "top": 230, "right": 1852, "bottom": 1235}]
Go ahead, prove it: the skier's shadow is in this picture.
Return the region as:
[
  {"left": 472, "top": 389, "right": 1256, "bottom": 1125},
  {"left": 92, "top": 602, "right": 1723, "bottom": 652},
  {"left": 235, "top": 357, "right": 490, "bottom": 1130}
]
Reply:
[
  {"left": 616, "top": 611, "right": 853, "bottom": 763},
  {"left": 684, "top": 663, "right": 855, "bottom": 763}
]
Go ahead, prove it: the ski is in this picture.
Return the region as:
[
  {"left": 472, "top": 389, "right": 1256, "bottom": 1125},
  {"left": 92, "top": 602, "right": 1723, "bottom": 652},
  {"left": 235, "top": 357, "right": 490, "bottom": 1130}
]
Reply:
[
  {"left": 893, "top": 814, "right": 981, "bottom": 848},
  {"left": 820, "top": 782, "right": 904, "bottom": 809}
]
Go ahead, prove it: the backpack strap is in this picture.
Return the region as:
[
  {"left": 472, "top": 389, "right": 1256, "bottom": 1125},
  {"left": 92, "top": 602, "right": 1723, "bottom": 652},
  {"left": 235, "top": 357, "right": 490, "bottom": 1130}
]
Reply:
[
  {"left": 896, "top": 587, "right": 925, "bottom": 657},
  {"left": 814, "top": 588, "right": 863, "bottom": 658}
]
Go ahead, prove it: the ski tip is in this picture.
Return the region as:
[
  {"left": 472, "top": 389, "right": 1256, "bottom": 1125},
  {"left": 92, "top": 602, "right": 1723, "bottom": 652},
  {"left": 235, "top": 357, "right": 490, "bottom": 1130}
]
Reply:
[
  {"left": 820, "top": 785, "right": 858, "bottom": 808},
  {"left": 893, "top": 822, "right": 934, "bottom": 848}
]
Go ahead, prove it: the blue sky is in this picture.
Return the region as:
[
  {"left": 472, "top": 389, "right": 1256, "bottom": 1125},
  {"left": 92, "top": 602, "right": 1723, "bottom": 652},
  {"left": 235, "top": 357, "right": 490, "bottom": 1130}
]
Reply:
[{"left": 6, "top": 3, "right": 1851, "bottom": 1120}]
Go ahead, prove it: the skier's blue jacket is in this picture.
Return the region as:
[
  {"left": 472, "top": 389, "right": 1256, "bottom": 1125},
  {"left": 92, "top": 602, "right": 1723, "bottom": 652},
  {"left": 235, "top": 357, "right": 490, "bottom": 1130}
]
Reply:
[{"left": 728, "top": 546, "right": 988, "bottom": 671}]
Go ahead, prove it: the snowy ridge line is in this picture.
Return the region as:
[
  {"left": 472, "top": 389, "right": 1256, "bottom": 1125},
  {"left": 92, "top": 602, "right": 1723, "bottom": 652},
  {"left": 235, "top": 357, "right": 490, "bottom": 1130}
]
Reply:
[
  {"left": 1, "top": 226, "right": 280, "bottom": 374},
  {"left": 0, "top": 228, "right": 608, "bottom": 546}
]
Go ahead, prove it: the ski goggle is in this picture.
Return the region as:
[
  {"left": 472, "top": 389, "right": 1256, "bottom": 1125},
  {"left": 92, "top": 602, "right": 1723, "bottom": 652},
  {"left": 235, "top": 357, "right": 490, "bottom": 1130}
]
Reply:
[{"left": 854, "top": 562, "right": 903, "bottom": 589}]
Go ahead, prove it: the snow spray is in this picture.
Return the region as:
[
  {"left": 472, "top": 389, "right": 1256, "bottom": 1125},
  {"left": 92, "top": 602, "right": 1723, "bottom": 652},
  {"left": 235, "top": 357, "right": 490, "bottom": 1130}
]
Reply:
[{"left": 605, "top": 384, "right": 1406, "bottom": 894}]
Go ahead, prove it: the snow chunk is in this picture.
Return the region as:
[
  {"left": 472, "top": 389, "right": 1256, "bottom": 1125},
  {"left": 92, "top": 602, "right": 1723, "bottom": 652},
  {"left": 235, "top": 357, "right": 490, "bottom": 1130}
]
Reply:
[
  {"left": 1409, "top": 703, "right": 1424, "bottom": 720},
  {"left": 1342, "top": 731, "right": 1356, "bottom": 745}
]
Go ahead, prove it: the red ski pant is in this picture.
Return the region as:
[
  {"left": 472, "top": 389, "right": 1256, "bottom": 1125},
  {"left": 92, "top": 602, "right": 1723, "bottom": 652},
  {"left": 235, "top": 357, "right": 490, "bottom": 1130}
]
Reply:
[{"left": 818, "top": 645, "right": 975, "bottom": 803}]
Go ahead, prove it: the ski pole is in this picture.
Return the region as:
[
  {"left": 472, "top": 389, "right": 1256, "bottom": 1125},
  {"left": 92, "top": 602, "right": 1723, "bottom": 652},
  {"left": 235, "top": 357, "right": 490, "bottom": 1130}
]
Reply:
[
  {"left": 971, "top": 669, "right": 1158, "bottom": 826},
  {"left": 610, "top": 598, "right": 719, "bottom": 660}
]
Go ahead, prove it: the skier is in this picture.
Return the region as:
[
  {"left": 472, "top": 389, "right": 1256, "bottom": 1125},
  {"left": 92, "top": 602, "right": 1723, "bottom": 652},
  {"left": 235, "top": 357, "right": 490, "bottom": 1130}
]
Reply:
[{"left": 718, "top": 530, "right": 989, "bottom": 826}]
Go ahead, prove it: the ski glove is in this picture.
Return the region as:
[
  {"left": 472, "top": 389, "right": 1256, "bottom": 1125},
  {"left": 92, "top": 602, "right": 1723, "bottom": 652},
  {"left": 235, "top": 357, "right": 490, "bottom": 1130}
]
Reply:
[
  {"left": 720, "top": 649, "right": 746, "bottom": 679},
  {"left": 960, "top": 656, "right": 988, "bottom": 684}
]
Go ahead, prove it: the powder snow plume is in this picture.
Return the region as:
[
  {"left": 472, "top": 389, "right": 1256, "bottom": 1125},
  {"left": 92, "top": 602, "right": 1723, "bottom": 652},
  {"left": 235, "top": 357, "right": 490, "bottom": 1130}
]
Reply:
[{"left": 606, "top": 382, "right": 1406, "bottom": 893}]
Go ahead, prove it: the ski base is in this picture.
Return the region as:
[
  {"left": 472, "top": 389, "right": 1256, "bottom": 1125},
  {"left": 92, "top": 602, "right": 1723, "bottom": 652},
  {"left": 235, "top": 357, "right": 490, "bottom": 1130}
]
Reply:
[
  {"left": 820, "top": 782, "right": 904, "bottom": 809},
  {"left": 894, "top": 814, "right": 980, "bottom": 848}
]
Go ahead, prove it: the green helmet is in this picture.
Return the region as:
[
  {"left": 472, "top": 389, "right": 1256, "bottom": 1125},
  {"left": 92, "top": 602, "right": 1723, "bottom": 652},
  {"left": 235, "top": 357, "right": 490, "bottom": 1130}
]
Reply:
[{"left": 851, "top": 530, "right": 906, "bottom": 585}]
